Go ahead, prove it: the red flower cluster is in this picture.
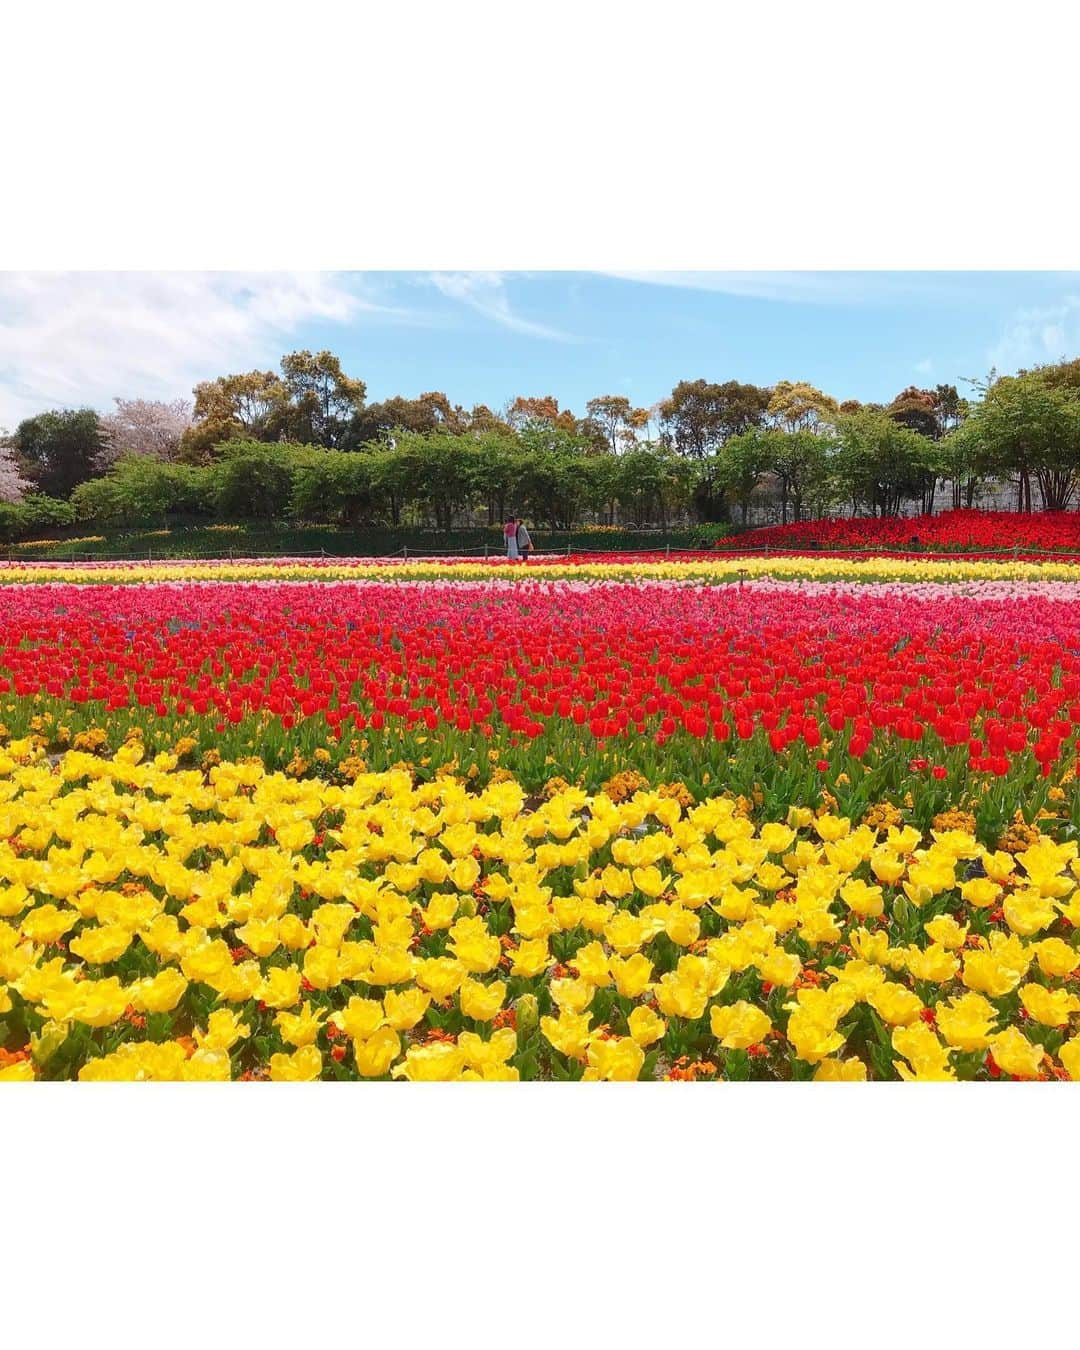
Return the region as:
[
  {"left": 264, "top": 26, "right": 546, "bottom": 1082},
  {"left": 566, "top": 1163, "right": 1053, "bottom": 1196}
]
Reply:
[
  {"left": 2, "top": 580, "right": 1080, "bottom": 780},
  {"left": 716, "top": 510, "right": 1080, "bottom": 556}
]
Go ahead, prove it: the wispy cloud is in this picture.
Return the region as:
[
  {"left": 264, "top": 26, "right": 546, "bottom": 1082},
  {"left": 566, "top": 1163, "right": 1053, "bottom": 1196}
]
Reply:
[
  {"left": 603, "top": 270, "right": 968, "bottom": 306},
  {"left": 0, "top": 271, "right": 420, "bottom": 429},
  {"left": 989, "top": 295, "right": 1080, "bottom": 373},
  {"left": 914, "top": 357, "right": 934, "bottom": 375},
  {"left": 428, "top": 272, "right": 579, "bottom": 341}
]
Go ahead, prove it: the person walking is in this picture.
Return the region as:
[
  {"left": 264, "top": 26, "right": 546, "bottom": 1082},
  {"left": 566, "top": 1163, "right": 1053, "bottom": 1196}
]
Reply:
[
  {"left": 504, "top": 515, "right": 520, "bottom": 561},
  {"left": 515, "top": 517, "right": 532, "bottom": 562}
]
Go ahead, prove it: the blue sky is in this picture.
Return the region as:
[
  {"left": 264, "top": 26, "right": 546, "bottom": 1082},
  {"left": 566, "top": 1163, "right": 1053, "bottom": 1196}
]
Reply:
[{"left": 2, "top": 271, "right": 1079, "bottom": 428}]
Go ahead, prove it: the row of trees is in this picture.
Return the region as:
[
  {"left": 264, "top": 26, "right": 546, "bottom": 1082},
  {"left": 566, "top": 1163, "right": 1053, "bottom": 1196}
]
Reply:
[
  {"left": 68, "top": 435, "right": 700, "bottom": 533},
  {"left": 2, "top": 352, "right": 1080, "bottom": 533}
]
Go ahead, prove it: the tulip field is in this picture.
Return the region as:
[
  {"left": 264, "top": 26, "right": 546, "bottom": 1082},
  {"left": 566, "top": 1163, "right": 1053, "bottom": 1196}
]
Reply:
[
  {"left": 3, "top": 548, "right": 1080, "bottom": 1081},
  {"left": 716, "top": 508, "right": 1080, "bottom": 554}
]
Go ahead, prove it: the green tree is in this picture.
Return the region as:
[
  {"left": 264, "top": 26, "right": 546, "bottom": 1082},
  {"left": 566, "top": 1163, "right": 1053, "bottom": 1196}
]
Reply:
[
  {"left": 181, "top": 370, "right": 285, "bottom": 461},
  {"left": 277, "top": 350, "right": 367, "bottom": 447},
  {"left": 580, "top": 452, "right": 623, "bottom": 526},
  {"left": 937, "top": 423, "right": 983, "bottom": 510},
  {"left": 72, "top": 455, "right": 211, "bottom": 527},
  {"left": 586, "top": 395, "right": 642, "bottom": 453},
  {"left": 512, "top": 429, "right": 590, "bottom": 530},
  {"left": 11, "top": 409, "right": 106, "bottom": 497},
  {"left": 212, "top": 441, "right": 310, "bottom": 521},
  {"left": 467, "top": 432, "right": 523, "bottom": 525},
  {"left": 385, "top": 431, "right": 478, "bottom": 531},
  {"left": 614, "top": 445, "right": 694, "bottom": 528},
  {"left": 714, "top": 429, "right": 775, "bottom": 524},
  {"left": 182, "top": 351, "right": 366, "bottom": 459},
  {"left": 291, "top": 450, "right": 381, "bottom": 524},
  {"left": 759, "top": 427, "right": 834, "bottom": 524},
  {"left": 887, "top": 386, "right": 941, "bottom": 440},
  {"left": 344, "top": 391, "right": 465, "bottom": 447},
  {"left": 660, "top": 380, "right": 772, "bottom": 521},
  {"left": 659, "top": 379, "right": 770, "bottom": 456},
  {"left": 833, "top": 409, "right": 938, "bottom": 516},
  {"left": 963, "top": 369, "right": 1080, "bottom": 511},
  {"left": 0, "top": 495, "right": 75, "bottom": 544},
  {"left": 766, "top": 381, "right": 839, "bottom": 435}
]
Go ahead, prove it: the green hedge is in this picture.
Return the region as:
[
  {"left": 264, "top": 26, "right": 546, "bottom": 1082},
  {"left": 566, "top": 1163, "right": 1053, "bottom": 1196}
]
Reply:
[{"left": 3, "top": 521, "right": 734, "bottom": 561}]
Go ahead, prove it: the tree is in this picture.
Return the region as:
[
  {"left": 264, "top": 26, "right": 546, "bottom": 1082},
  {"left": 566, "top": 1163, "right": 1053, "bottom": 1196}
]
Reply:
[
  {"left": 212, "top": 441, "right": 310, "bottom": 521},
  {"left": 181, "top": 369, "right": 285, "bottom": 461},
  {"left": 468, "top": 432, "right": 523, "bottom": 525},
  {"left": 511, "top": 423, "right": 595, "bottom": 530},
  {"left": 277, "top": 350, "right": 366, "bottom": 447},
  {"left": 98, "top": 397, "right": 192, "bottom": 468},
  {"left": 963, "top": 369, "right": 1080, "bottom": 511},
  {"left": 467, "top": 404, "right": 512, "bottom": 436},
  {"left": 580, "top": 452, "right": 623, "bottom": 526},
  {"left": 10, "top": 408, "right": 106, "bottom": 497},
  {"left": 182, "top": 350, "right": 366, "bottom": 459},
  {"left": 938, "top": 423, "right": 983, "bottom": 510},
  {"left": 384, "top": 431, "right": 478, "bottom": 532},
  {"left": 344, "top": 391, "right": 463, "bottom": 447},
  {"left": 291, "top": 450, "right": 381, "bottom": 525},
  {"left": 724, "top": 427, "right": 835, "bottom": 524},
  {"left": 934, "top": 384, "right": 967, "bottom": 435},
  {"left": 714, "top": 430, "right": 775, "bottom": 524},
  {"left": 0, "top": 438, "right": 31, "bottom": 502},
  {"left": 0, "top": 495, "right": 75, "bottom": 543},
  {"left": 659, "top": 379, "right": 770, "bottom": 457},
  {"left": 766, "top": 381, "right": 839, "bottom": 434},
  {"left": 515, "top": 452, "right": 586, "bottom": 531},
  {"left": 506, "top": 395, "right": 568, "bottom": 430},
  {"left": 658, "top": 381, "right": 771, "bottom": 522},
  {"left": 613, "top": 445, "right": 694, "bottom": 528},
  {"left": 887, "top": 386, "right": 941, "bottom": 440},
  {"left": 586, "top": 395, "right": 645, "bottom": 454},
  {"left": 659, "top": 381, "right": 771, "bottom": 520},
  {"left": 833, "top": 409, "right": 939, "bottom": 516},
  {"left": 72, "top": 455, "right": 210, "bottom": 527}
]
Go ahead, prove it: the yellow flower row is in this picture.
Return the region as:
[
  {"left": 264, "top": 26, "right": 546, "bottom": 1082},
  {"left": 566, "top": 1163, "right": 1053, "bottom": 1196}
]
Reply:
[
  {"left": 3, "top": 555, "right": 1080, "bottom": 585},
  {"left": 1, "top": 741, "right": 1079, "bottom": 1081}
]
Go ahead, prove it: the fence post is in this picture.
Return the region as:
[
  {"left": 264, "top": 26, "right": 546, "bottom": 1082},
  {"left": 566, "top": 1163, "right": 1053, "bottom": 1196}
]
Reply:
[
  {"left": 403, "top": 544, "right": 408, "bottom": 559},
  {"left": 484, "top": 541, "right": 489, "bottom": 558}
]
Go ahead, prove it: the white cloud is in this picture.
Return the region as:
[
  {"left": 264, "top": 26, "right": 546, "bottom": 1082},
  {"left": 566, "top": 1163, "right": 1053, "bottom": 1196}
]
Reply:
[
  {"left": 0, "top": 271, "right": 415, "bottom": 430},
  {"left": 988, "top": 295, "right": 1080, "bottom": 373},
  {"left": 602, "top": 270, "right": 968, "bottom": 306},
  {"left": 428, "top": 272, "right": 579, "bottom": 341}
]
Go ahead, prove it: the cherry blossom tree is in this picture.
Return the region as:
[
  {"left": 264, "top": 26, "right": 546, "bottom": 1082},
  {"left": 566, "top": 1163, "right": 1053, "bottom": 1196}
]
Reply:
[
  {"left": 0, "top": 436, "right": 30, "bottom": 502},
  {"left": 98, "top": 397, "right": 193, "bottom": 468}
]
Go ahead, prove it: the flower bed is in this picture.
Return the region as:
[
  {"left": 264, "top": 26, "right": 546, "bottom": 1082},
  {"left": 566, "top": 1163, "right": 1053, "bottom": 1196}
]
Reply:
[
  {"left": 717, "top": 509, "right": 1080, "bottom": 555},
  {"left": 1, "top": 744, "right": 1077, "bottom": 1082},
  {"left": 1, "top": 573, "right": 1080, "bottom": 1081}
]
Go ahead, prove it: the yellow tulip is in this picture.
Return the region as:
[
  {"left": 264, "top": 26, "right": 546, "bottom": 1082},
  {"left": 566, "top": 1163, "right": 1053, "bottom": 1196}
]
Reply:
[
  {"left": 353, "top": 1026, "right": 401, "bottom": 1078},
  {"left": 627, "top": 1005, "right": 666, "bottom": 1048},
  {"left": 459, "top": 978, "right": 506, "bottom": 1022},
  {"left": 269, "top": 1045, "right": 323, "bottom": 1082},
  {"left": 709, "top": 1000, "right": 771, "bottom": 1050},
  {"left": 989, "top": 1027, "right": 1045, "bottom": 1079}
]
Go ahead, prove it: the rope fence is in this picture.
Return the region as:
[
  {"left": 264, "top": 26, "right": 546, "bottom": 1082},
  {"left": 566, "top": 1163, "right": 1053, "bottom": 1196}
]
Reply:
[{"left": 7, "top": 541, "right": 1080, "bottom": 565}]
